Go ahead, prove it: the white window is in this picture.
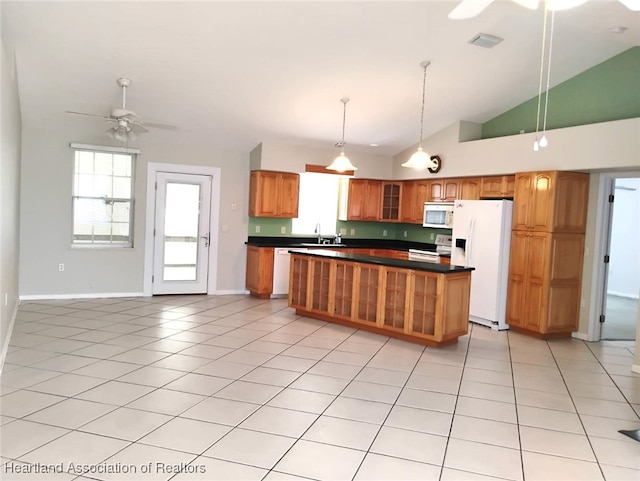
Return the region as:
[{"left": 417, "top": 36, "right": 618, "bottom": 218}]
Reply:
[
  {"left": 292, "top": 172, "right": 339, "bottom": 236},
  {"left": 72, "top": 148, "right": 135, "bottom": 246}
]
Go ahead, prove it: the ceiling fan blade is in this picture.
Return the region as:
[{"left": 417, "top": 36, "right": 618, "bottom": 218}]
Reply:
[
  {"left": 66, "top": 110, "right": 111, "bottom": 120},
  {"left": 128, "top": 123, "right": 149, "bottom": 134},
  {"left": 142, "top": 121, "right": 179, "bottom": 131},
  {"left": 448, "top": 0, "right": 495, "bottom": 19}
]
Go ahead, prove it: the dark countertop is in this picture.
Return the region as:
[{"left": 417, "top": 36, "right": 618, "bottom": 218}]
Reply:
[
  {"left": 291, "top": 249, "right": 473, "bottom": 274},
  {"left": 245, "top": 236, "right": 451, "bottom": 256}
]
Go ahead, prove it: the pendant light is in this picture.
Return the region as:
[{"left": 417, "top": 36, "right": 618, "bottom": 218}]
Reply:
[
  {"left": 327, "top": 98, "right": 357, "bottom": 172},
  {"left": 402, "top": 61, "right": 437, "bottom": 170}
]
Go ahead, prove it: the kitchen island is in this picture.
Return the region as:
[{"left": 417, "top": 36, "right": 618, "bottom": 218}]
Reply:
[{"left": 288, "top": 249, "right": 474, "bottom": 347}]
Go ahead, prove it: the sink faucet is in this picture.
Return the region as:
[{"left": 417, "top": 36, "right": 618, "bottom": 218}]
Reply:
[{"left": 314, "top": 222, "right": 322, "bottom": 243}]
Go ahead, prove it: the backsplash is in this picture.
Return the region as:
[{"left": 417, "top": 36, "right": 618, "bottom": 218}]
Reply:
[{"left": 248, "top": 217, "right": 450, "bottom": 242}]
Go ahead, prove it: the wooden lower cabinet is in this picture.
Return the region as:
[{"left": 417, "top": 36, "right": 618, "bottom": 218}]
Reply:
[
  {"left": 382, "top": 267, "right": 411, "bottom": 333},
  {"left": 355, "top": 264, "right": 380, "bottom": 327},
  {"left": 506, "top": 231, "right": 585, "bottom": 337},
  {"left": 245, "top": 246, "right": 274, "bottom": 298},
  {"left": 289, "top": 253, "right": 471, "bottom": 346}
]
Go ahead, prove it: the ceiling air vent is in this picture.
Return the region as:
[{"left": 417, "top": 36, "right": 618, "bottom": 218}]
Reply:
[{"left": 468, "top": 33, "right": 503, "bottom": 48}]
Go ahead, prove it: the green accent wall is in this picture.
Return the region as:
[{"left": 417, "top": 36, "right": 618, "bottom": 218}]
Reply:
[
  {"left": 248, "top": 217, "right": 450, "bottom": 244},
  {"left": 248, "top": 217, "right": 293, "bottom": 236},
  {"left": 482, "top": 47, "right": 640, "bottom": 139}
]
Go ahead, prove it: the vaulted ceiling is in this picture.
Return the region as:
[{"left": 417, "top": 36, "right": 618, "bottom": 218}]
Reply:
[{"left": 2, "top": 1, "right": 638, "bottom": 155}]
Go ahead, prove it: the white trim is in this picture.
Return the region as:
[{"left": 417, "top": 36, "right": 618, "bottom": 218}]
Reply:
[
  {"left": 606, "top": 291, "right": 640, "bottom": 300},
  {"left": 212, "top": 289, "right": 250, "bottom": 295},
  {"left": 144, "top": 162, "right": 221, "bottom": 297},
  {"left": 588, "top": 169, "right": 640, "bottom": 343},
  {"left": 0, "top": 301, "right": 20, "bottom": 375},
  {"left": 571, "top": 331, "right": 590, "bottom": 341},
  {"left": 20, "top": 292, "right": 144, "bottom": 301},
  {"left": 70, "top": 142, "right": 140, "bottom": 154},
  {"left": 633, "top": 364, "right": 640, "bottom": 374}
]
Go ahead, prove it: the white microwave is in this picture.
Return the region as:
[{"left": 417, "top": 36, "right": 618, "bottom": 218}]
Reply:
[{"left": 423, "top": 202, "right": 454, "bottom": 229}]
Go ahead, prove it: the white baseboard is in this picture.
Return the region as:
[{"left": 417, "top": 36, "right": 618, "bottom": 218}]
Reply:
[
  {"left": 571, "top": 331, "right": 591, "bottom": 341},
  {"left": 19, "top": 292, "right": 144, "bottom": 301},
  {"left": 633, "top": 364, "right": 640, "bottom": 375},
  {"left": 607, "top": 291, "right": 640, "bottom": 300},
  {"left": 0, "top": 300, "right": 20, "bottom": 375},
  {"left": 211, "top": 289, "right": 250, "bottom": 296}
]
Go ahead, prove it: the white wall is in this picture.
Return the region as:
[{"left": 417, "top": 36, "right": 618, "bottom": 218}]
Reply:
[
  {"left": 393, "top": 118, "right": 640, "bottom": 178},
  {"left": 1, "top": 43, "right": 22, "bottom": 366},
  {"left": 608, "top": 178, "right": 640, "bottom": 299},
  {"left": 254, "top": 142, "right": 394, "bottom": 179},
  {"left": 19, "top": 120, "right": 249, "bottom": 297}
]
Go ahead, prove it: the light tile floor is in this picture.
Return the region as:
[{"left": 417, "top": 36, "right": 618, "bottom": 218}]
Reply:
[{"left": 1, "top": 294, "right": 639, "bottom": 481}]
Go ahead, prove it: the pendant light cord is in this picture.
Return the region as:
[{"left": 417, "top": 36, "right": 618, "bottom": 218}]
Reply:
[
  {"left": 418, "top": 64, "right": 428, "bottom": 148},
  {"left": 542, "top": 10, "right": 555, "bottom": 137},
  {"left": 340, "top": 99, "right": 347, "bottom": 152},
  {"left": 535, "top": 3, "right": 548, "bottom": 140}
]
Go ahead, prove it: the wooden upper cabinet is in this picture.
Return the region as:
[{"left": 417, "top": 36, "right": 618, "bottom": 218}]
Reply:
[
  {"left": 401, "top": 180, "right": 430, "bottom": 224},
  {"left": 278, "top": 173, "right": 300, "bottom": 218},
  {"left": 512, "top": 171, "right": 588, "bottom": 233},
  {"left": 249, "top": 170, "right": 300, "bottom": 218},
  {"left": 429, "top": 179, "right": 458, "bottom": 202},
  {"left": 457, "top": 178, "right": 481, "bottom": 200},
  {"left": 480, "top": 175, "right": 516, "bottom": 198},
  {"left": 380, "top": 182, "right": 402, "bottom": 222},
  {"left": 347, "top": 179, "right": 382, "bottom": 221}
]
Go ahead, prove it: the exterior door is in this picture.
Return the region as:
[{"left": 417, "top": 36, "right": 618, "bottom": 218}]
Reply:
[{"left": 153, "top": 172, "right": 212, "bottom": 294}]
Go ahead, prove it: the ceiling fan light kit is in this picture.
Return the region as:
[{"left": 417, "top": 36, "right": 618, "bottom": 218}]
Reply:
[
  {"left": 402, "top": 61, "right": 438, "bottom": 171},
  {"left": 327, "top": 97, "right": 358, "bottom": 172}
]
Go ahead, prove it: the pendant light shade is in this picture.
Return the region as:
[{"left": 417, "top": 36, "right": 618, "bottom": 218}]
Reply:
[
  {"left": 402, "top": 61, "right": 437, "bottom": 170},
  {"left": 327, "top": 98, "right": 357, "bottom": 172}
]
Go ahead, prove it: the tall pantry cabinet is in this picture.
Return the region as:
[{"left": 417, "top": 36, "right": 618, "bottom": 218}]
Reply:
[{"left": 506, "top": 171, "right": 589, "bottom": 338}]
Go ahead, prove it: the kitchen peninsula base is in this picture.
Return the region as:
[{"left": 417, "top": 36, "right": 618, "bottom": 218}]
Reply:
[{"left": 288, "top": 250, "right": 474, "bottom": 347}]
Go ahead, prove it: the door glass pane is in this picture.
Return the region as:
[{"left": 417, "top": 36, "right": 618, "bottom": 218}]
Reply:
[{"left": 163, "top": 182, "right": 200, "bottom": 281}]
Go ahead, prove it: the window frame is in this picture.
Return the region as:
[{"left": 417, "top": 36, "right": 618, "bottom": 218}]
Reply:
[{"left": 70, "top": 144, "right": 137, "bottom": 248}]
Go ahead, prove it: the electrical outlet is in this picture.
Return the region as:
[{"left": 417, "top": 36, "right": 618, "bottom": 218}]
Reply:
[
  {"left": 231, "top": 203, "right": 237, "bottom": 211},
  {"left": 340, "top": 228, "right": 347, "bottom": 235},
  {"left": 404, "top": 231, "right": 408, "bottom": 238},
  {"left": 383, "top": 230, "right": 388, "bottom": 237},
  {"left": 350, "top": 229, "right": 355, "bottom": 236},
  {"left": 280, "top": 226, "right": 286, "bottom": 234},
  {"left": 429, "top": 233, "right": 435, "bottom": 241},
  {"left": 255, "top": 226, "right": 261, "bottom": 233},
  {"left": 58, "top": 263, "right": 65, "bottom": 272}
]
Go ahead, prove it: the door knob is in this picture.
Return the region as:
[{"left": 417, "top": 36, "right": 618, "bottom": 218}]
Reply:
[{"left": 200, "top": 234, "right": 210, "bottom": 247}]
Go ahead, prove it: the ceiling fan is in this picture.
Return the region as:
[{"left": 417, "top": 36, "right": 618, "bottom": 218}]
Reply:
[
  {"left": 448, "top": 0, "right": 640, "bottom": 19},
  {"left": 66, "top": 77, "right": 177, "bottom": 143}
]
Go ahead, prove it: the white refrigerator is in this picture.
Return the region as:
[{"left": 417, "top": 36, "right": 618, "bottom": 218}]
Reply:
[{"left": 451, "top": 200, "right": 513, "bottom": 330}]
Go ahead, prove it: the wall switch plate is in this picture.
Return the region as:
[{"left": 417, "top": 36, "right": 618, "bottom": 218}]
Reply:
[
  {"left": 404, "top": 231, "right": 408, "bottom": 238},
  {"left": 429, "top": 233, "right": 435, "bottom": 241},
  {"left": 340, "top": 228, "right": 347, "bottom": 235},
  {"left": 255, "top": 226, "right": 261, "bottom": 233},
  {"left": 383, "top": 230, "right": 388, "bottom": 237},
  {"left": 280, "top": 226, "right": 286, "bottom": 234},
  {"left": 350, "top": 229, "right": 355, "bottom": 236}
]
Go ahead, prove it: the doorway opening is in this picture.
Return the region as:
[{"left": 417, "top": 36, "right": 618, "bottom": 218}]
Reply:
[{"left": 600, "top": 177, "right": 640, "bottom": 340}]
